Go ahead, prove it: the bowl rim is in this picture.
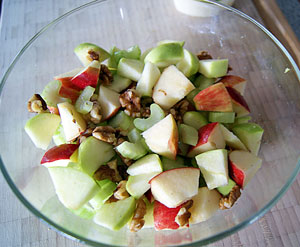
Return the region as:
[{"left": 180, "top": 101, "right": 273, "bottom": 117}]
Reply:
[{"left": 0, "top": 0, "right": 300, "bottom": 246}]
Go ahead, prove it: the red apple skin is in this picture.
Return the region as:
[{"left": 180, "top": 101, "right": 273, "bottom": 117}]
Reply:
[
  {"left": 226, "top": 87, "right": 250, "bottom": 112},
  {"left": 168, "top": 125, "right": 179, "bottom": 160},
  {"left": 59, "top": 86, "right": 80, "bottom": 104},
  {"left": 229, "top": 160, "right": 245, "bottom": 188},
  {"left": 59, "top": 78, "right": 82, "bottom": 91},
  {"left": 220, "top": 75, "right": 245, "bottom": 87},
  {"left": 41, "top": 144, "right": 79, "bottom": 164},
  {"left": 193, "top": 83, "right": 233, "bottom": 112},
  {"left": 71, "top": 67, "right": 100, "bottom": 89}
]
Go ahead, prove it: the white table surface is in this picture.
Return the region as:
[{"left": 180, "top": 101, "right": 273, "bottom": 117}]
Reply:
[{"left": 0, "top": 0, "right": 299, "bottom": 246}]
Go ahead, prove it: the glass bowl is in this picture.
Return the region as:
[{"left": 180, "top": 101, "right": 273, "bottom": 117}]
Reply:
[{"left": 1, "top": 0, "right": 300, "bottom": 246}]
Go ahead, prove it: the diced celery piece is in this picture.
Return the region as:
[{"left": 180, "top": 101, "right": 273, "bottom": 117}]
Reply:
[
  {"left": 108, "top": 111, "right": 134, "bottom": 131},
  {"left": 114, "top": 45, "right": 141, "bottom": 64},
  {"left": 75, "top": 86, "right": 95, "bottom": 114},
  {"left": 116, "top": 140, "right": 147, "bottom": 160},
  {"left": 69, "top": 203, "right": 95, "bottom": 219},
  {"left": 193, "top": 74, "right": 214, "bottom": 90},
  {"left": 208, "top": 112, "right": 235, "bottom": 123},
  {"left": 179, "top": 124, "right": 198, "bottom": 146},
  {"left": 90, "top": 179, "right": 117, "bottom": 209},
  {"left": 183, "top": 111, "right": 208, "bottom": 130}
]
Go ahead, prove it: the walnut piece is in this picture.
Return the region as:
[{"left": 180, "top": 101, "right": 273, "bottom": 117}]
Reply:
[
  {"left": 175, "top": 200, "right": 193, "bottom": 227},
  {"left": 92, "top": 126, "right": 117, "bottom": 145},
  {"left": 168, "top": 99, "right": 190, "bottom": 123},
  {"left": 219, "top": 185, "right": 241, "bottom": 210},
  {"left": 93, "top": 165, "right": 116, "bottom": 181},
  {"left": 197, "top": 51, "right": 213, "bottom": 60},
  {"left": 107, "top": 159, "right": 122, "bottom": 182},
  {"left": 119, "top": 89, "right": 141, "bottom": 117},
  {"left": 89, "top": 101, "right": 102, "bottom": 124},
  {"left": 114, "top": 180, "right": 129, "bottom": 200},
  {"left": 27, "top": 94, "right": 48, "bottom": 113},
  {"left": 99, "top": 64, "right": 113, "bottom": 86},
  {"left": 129, "top": 197, "right": 147, "bottom": 232},
  {"left": 88, "top": 50, "right": 99, "bottom": 61}
]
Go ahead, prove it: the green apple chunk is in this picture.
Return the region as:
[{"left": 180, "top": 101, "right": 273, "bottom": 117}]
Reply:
[
  {"left": 74, "top": 43, "right": 110, "bottom": 66},
  {"left": 108, "top": 111, "right": 134, "bottom": 131},
  {"left": 128, "top": 128, "right": 142, "bottom": 143},
  {"left": 209, "top": 112, "right": 235, "bottom": 123},
  {"left": 52, "top": 124, "right": 67, "bottom": 146},
  {"left": 48, "top": 167, "right": 99, "bottom": 210},
  {"left": 199, "top": 59, "right": 228, "bottom": 78},
  {"left": 178, "top": 142, "right": 189, "bottom": 156},
  {"left": 193, "top": 74, "right": 215, "bottom": 90},
  {"left": 117, "top": 58, "right": 144, "bottom": 81},
  {"left": 196, "top": 149, "right": 229, "bottom": 189},
  {"left": 94, "top": 196, "right": 136, "bottom": 231},
  {"left": 89, "top": 179, "right": 117, "bottom": 209},
  {"left": 25, "top": 113, "right": 61, "bottom": 150},
  {"left": 127, "top": 154, "right": 163, "bottom": 176},
  {"left": 179, "top": 124, "right": 198, "bottom": 146},
  {"left": 140, "top": 47, "right": 153, "bottom": 62},
  {"left": 176, "top": 49, "right": 199, "bottom": 77},
  {"left": 232, "top": 123, "right": 264, "bottom": 155},
  {"left": 157, "top": 40, "right": 185, "bottom": 46},
  {"left": 114, "top": 45, "right": 141, "bottom": 64},
  {"left": 41, "top": 80, "right": 69, "bottom": 107},
  {"left": 79, "top": 136, "right": 115, "bottom": 176},
  {"left": 116, "top": 140, "right": 147, "bottom": 160},
  {"left": 217, "top": 178, "right": 236, "bottom": 196},
  {"left": 69, "top": 203, "right": 95, "bottom": 219},
  {"left": 186, "top": 88, "right": 201, "bottom": 105},
  {"left": 107, "top": 46, "right": 119, "bottom": 72},
  {"left": 126, "top": 172, "right": 159, "bottom": 198},
  {"left": 219, "top": 124, "right": 247, "bottom": 150},
  {"left": 224, "top": 116, "right": 252, "bottom": 130},
  {"left": 75, "top": 86, "right": 95, "bottom": 114},
  {"left": 161, "top": 156, "right": 185, "bottom": 171},
  {"left": 134, "top": 103, "right": 165, "bottom": 131},
  {"left": 144, "top": 43, "right": 184, "bottom": 67},
  {"left": 136, "top": 62, "right": 161, "bottom": 97},
  {"left": 183, "top": 111, "right": 208, "bottom": 130},
  {"left": 106, "top": 74, "right": 132, "bottom": 93}
]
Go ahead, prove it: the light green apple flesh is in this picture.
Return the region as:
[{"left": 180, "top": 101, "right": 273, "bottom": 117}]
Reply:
[
  {"left": 143, "top": 199, "right": 154, "bottom": 228},
  {"left": 48, "top": 167, "right": 99, "bottom": 210},
  {"left": 69, "top": 203, "right": 96, "bottom": 219},
  {"left": 52, "top": 124, "right": 67, "bottom": 146},
  {"left": 74, "top": 43, "right": 110, "bottom": 66},
  {"left": 195, "top": 149, "right": 229, "bottom": 189},
  {"left": 161, "top": 156, "right": 185, "bottom": 171},
  {"left": 134, "top": 103, "right": 165, "bottom": 131},
  {"left": 109, "top": 111, "right": 134, "bottom": 131},
  {"left": 217, "top": 178, "right": 236, "bottom": 196},
  {"left": 136, "top": 62, "right": 161, "bottom": 97},
  {"left": 199, "top": 59, "right": 228, "bottom": 78},
  {"left": 176, "top": 49, "right": 199, "bottom": 77},
  {"left": 75, "top": 86, "right": 95, "bottom": 114},
  {"left": 157, "top": 40, "right": 185, "bottom": 47},
  {"left": 179, "top": 124, "right": 198, "bottom": 146},
  {"left": 41, "top": 80, "right": 69, "bottom": 107},
  {"left": 94, "top": 196, "right": 136, "bottom": 231},
  {"left": 25, "top": 113, "right": 61, "bottom": 150},
  {"left": 144, "top": 43, "right": 184, "bottom": 67},
  {"left": 140, "top": 47, "right": 153, "bottom": 62},
  {"left": 127, "top": 154, "right": 163, "bottom": 176},
  {"left": 219, "top": 124, "right": 247, "bottom": 150},
  {"left": 232, "top": 123, "right": 264, "bottom": 155},
  {"left": 186, "top": 88, "right": 201, "bottom": 105},
  {"left": 208, "top": 112, "right": 235, "bottom": 123},
  {"left": 106, "top": 74, "right": 132, "bottom": 93},
  {"left": 113, "top": 45, "right": 141, "bottom": 64},
  {"left": 117, "top": 58, "right": 144, "bottom": 81},
  {"left": 107, "top": 46, "right": 119, "bottom": 72},
  {"left": 178, "top": 142, "right": 189, "bottom": 156},
  {"left": 116, "top": 140, "right": 147, "bottom": 160},
  {"left": 128, "top": 128, "right": 142, "bottom": 143},
  {"left": 183, "top": 111, "right": 208, "bottom": 130},
  {"left": 79, "top": 136, "right": 115, "bottom": 176},
  {"left": 193, "top": 74, "right": 215, "bottom": 90}
]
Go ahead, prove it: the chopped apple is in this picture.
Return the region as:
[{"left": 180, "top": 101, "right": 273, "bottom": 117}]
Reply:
[
  {"left": 179, "top": 124, "right": 198, "bottom": 146},
  {"left": 106, "top": 74, "right": 132, "bottom": 93},
  {"left": 219, "top": 124, "right": 247, "bottom": 150},
  {"left": 189, "top": 187, "right": 221, "bottom": 224},
  {"left": 52, "top": 124, "right": 67, "bottom": 146},
  {"left": 117, "top": 58, "right": 144, "bottom": 81},
  {"left": 187, "top": 122, "right": 225, "bottom": 157},
  {"left": 186, "top": 88, "right": 201, "bottom": 105},
  {"left": 136, "top": 62, "right": 161, "bottom": 96},
  {"left": 57, "top": 102, "right": 87, "bottom": 141},
  {"left": 208, "top": 111, "right": 235, "bottom": 124},
  {"left": 150, "top": 167, "right": 200, "bottom": 208},
  {"left": 152, "top": 65, "right": 195, "bottom": 110},
  {"left": 226, "top": 87, "right": 250, "bottom": 117},
  {"left": 113, "top": 45, "right": 141, "bottom": 64},
  {"left": 157, "top": 40, "right": 185, "bottom": 46},
  {"left": 183, "top": 111, "right": 208, "bottom": 130},
  {"left": 98, "top": 85, "right": 121, "bottom": 120},
  {"left": 229, "top": 150, "right": 262, "bottom": 188},
  {"left": 219, "top": 75, "right": 247, "bottom": 95},
  {"left": 108, "top": 110, "right": 134, "bottom": 131},
  {"left": 142, "top": 114, "right": 178, "bottom": 160},
  {"left": 161, "top": 156, "right": 186, "bottom": 171},
  {"left": 40, "top": 144, "right": 79, "bottom": 167},
  {"left": 74, "top": 43, "right": 110, "bottom": 66},
  {"left": 232, "top": 123, "right": 264, "bottom": 155},
  {"left": 176, "top": 48, "right": 199, "bottom": 77},
  {"left": 116, "top": 140, "right": 148, "bottom": 160},
  {"left": 41, "top": 80, "right": 69, "bottom": 107},
  {"left": 24, "top": 113, "right": 61, "bottom": 150},
  {"left": 48, "top": 167, "right": 99, "bottom": 210},
  {"left": 127, "top": 154, "right": 163, "bottom": 176},
  {"left": 58, "top": 84, "right": 80, "bottom": 104},
  {"left": 199, "top": 59, "right": 228, "bottom": 78},
  {"left": 54, "top": 67, "right": 82, "bottom": 86},
  {"left": 70, "top": 60, "right": 101, "bottom": 89},
  {"left": 195, "top": 149, "right": 229, "bottom": 189},
  {"left": 217, "top": 178, "right": 236, "bottom": 196},
  {"left": 193, "top": 74, "right": 214, "bottom": 90},
  {"left": 193, "top": 82, "right": 233, "bottom": 112}
]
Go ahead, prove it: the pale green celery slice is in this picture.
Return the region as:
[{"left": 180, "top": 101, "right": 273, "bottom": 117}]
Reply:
[{"left": 75, "top": 86, "right": 95, "bottom": 114}]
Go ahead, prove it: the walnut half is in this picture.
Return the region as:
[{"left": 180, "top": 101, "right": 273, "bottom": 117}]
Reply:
[
  {"left": 175, "top": 200, "right": 193, "bottom": 227},
  {"left": 92, "top": 126, "right": 117, "bottom": 145},
  {"left": 27, "top": 94, "right": 48, "bottom": 113},
  {"left": 219, "top": 185, "right": 241, "bottom": 210},
  {"left": 119, "top": 89, "right": 141, "bottom": 117},
  {"left": 129, "top": 197, "right": 147, "bottom": 232}
]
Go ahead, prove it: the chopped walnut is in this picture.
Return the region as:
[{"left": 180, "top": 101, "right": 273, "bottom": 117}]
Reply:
[
  {"left": 114, "top": 180, "right": 129, "bottom": 200},
  {"left": 107, "top": 159, "right": 122, "bottom": 182},
  {"left": 78, "top": 127, "right": 94, "bottom": 143},
  {"left": 197, "top": 51, "right": 213, "bottom": 60},
  {"left": 88, "top": 50, "right": 99, "bottom": 61},
  {"left": 92, "top": 126, "right": 117, "bottom": 145},
  {"left": 219, "top": 185, "right": 241, "bottom": 210},
  {"left": 90, "top": 93, "right": 99, "bottom": 102},
  {"left": 129, "top": 197, "right": 147, "bottom": 232},
  {"left": 106, "top": 195, "right": 119, "bottom": 203},
  {"left": 119, "top": 89, "right": 141, "bottom": 117},
  {"left": 27, "top": 94, "right": 48, "bottom": 113},
  {"left": 175, "top": 200, "right": 193, "bottom": 227},
  {"left": 140, "top": 107, "right": 151, "bottom": 118},
  {"left": 168, "top": 99, "right": 190, "bottom": 123},
  {"left": 93, "top": 165, "right": 116, "bottom": 181},
  {"left": 89, "top": 101, "right": 102, "bottom": 124},
  {"left": 99, "top": 64, "right": 113, "bottom": 86}
]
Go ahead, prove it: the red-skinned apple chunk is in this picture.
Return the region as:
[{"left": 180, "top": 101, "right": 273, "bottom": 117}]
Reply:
[
  {"left": 219, "top": 75, "right": 246, "bottom": 95},
  {"left": 226, "top": 87, "right": 250, "bottom": 117},
  {"left": 41, "top": 144, "right": 79, "bottom": 167},
  {"left": 187, "top": 122, "right": 225, "bottom": 157},
  {"left": 193, "top": 82, "right": 233, "bottom": 112},
  {"left": 150, "top": 167, "right": 200, "bottom": 208},
  {"left": 54, "top": 68, "right": 82, "bottom": 91}
]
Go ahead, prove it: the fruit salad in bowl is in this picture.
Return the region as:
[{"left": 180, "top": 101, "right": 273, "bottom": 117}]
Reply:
[{"left": 24, "top": 40, "right": 264, "bottom": 232}]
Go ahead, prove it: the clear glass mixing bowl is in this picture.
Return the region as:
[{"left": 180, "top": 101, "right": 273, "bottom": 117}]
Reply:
[{"left": 0, "top": 0, "right": 299, "bottom": 246}]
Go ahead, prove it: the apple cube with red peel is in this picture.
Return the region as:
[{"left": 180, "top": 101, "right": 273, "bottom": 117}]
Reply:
[
  {"left": 187, "top": 122, "right": 225, "bottom": 157},
  {"left": 193, "top": 82, "right": 233, "bottom": 112},
  {"left": 226, "top": 87, "right": 250, "bottom": 117},
  {"left": 70, "top": 60, "right": 101, "bottom": 89},
  {"left": 219, "top": 75, "right": 247, "bottom": 95},
  {"left": 54, "top": 68, "right": 83, "bottom": 90},
  {"left": 98, "top": 85, "right": 121, "bottom": 120},
  {"left": 229, "top": 150, "right": 262, "bottom": 188},
  {"left": 40, "top": 144, "right": 79, "bottom": 167},
  {"left": 150, "top": 167, "right": 200, "bottom": 208},
  {"left": 142, "top": 114, "right": 178, "bottom": 160},
  {"left": 58, "top": 85, "right": 80, "bottom": 104}
]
